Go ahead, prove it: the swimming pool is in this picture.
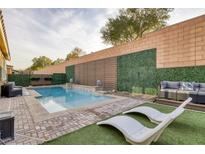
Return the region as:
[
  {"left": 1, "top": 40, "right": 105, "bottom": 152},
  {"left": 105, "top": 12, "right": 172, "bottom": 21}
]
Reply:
[{"left": 34, "top": 86, "right": 112, "bottom": 113}]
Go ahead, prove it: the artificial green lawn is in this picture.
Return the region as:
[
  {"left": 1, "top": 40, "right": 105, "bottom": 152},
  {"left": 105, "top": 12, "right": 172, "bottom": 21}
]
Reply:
[{"left": 44, "top": 103, "right": 205, "bottom": 145}]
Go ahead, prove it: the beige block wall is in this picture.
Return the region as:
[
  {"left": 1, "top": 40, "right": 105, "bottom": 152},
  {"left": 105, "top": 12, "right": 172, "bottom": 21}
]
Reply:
[
  {"left": 67, "top": 15, "right": 205, "bottom": 69},
  {"left": 74, "top": 57, "right": 117, "bottom": 90}
]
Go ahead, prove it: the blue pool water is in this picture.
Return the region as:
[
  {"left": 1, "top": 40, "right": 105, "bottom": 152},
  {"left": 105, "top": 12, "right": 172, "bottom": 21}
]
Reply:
[{"left": 34, "top": 87, "right": 112, "bottom": 113}]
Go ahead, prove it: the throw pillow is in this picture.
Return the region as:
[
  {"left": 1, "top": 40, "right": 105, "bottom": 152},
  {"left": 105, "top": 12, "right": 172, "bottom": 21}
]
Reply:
[{"left": 181, "top": 82, "right": 194, "bottom": 91}]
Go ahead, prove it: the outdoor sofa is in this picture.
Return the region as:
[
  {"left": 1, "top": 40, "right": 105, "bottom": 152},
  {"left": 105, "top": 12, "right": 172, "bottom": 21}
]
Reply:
[
  {"left": 159, "top": 81, "right": 205, "bottom": 104},
  {"left": 1, "top": 82, "right": 22, "bottom": 97}
]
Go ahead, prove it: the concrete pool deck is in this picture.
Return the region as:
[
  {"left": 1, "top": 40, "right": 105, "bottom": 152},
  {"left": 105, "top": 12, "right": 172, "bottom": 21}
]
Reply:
[{"left": 0, "top": 86, "right": 146, "bottom": 145}]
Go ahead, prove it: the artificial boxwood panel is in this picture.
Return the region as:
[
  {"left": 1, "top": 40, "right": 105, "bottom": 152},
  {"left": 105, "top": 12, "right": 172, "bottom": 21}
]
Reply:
[
  {"left": 117, "top": 48, "right": 205, "bottom": 94},
  {"left": 8, "top": 74, "right": 30, "bottom": 87},
  {"left": 66, "top": 65, "right": 75, "bottom": 82},
  {"left": 117, "top": 49, "right": 157, "bottom": 92},
  {"left": 52, "top": 73, "right": 67, "bottom": 84},
  {"left": 156, "top": 66, "right": 205, "bottom": 84}
]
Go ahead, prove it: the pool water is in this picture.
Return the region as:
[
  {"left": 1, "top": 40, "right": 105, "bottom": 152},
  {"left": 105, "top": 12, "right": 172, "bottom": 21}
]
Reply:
[{"left": 34, "top": 87, "right": 112, "bottom": 113}]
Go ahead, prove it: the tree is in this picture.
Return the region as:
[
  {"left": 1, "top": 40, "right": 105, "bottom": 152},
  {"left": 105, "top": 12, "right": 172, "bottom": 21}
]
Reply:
[
  {"left": 101, "top": 8, "right": 173, "bottom": 45},
  {"left": 26, "top": 47, "right": 85, "bottom": 71},
  {"left": 52, "top": 58, "right": 65, "bottom": 65},
  {"left": 66, "top": 47, "right": 85, "bottom": 60},
  {"left": 30, "top": 56, "right": 52, "bottom": 71}
]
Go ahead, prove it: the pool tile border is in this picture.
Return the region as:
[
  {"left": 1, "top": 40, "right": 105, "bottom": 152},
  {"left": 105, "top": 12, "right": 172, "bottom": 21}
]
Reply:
[{"left": 25, "top": 86, "right": 133, "bottom": 122}]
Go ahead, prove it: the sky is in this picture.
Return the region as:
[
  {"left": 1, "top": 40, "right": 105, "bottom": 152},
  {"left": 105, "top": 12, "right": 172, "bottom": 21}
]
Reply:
[{"left": 2, "top": 8, "right": 205, "bottom": 70}]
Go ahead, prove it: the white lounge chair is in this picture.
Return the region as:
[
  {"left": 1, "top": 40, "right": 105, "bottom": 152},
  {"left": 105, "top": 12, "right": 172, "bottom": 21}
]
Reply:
[
  {"left": 123, "top": 97, "right": 192, "bottom": 124},
  {"left": 97, "top": 107, "right": 185, "bottom": 145}
]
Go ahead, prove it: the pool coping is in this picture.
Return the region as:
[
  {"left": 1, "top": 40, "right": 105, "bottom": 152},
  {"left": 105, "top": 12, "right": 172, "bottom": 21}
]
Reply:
[{"left": 25, "top": 85, "right": 132, "bottom": 122}]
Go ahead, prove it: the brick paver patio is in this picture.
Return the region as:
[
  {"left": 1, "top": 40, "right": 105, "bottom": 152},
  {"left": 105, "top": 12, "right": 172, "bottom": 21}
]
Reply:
[{"left": 0, "top": 92, "right": 145, "bottom": 145}]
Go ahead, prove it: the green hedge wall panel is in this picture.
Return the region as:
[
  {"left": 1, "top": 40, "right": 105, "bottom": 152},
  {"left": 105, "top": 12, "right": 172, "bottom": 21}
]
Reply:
[
  {"left": 52, "top": 73, "right": 67, "bottom": 84},
  {"left": 117, "top": 49, "right": 157, "bottom": 92},
  {"left": 117, "top": 48, "right": 205, "bottom": 95},
  {"left": 156, "top": 66, "right": 205, "bottom": 84},
  {"left": 8, "top": 74, "right": 30, "bottom": 87},
  {"left": 66, "top": 65, "right": 75, "bottom": 82}
]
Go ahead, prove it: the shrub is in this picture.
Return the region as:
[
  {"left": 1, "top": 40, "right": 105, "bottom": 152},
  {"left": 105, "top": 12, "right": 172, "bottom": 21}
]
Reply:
[
  {"left": 145, "top": 88, "right": 157, "bottom": 95},
  {"left": 132, "top": 86, "right": 143, "bottom": 94}
]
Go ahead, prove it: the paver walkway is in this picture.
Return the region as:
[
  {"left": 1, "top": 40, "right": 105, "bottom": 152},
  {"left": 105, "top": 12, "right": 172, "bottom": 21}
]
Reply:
[{"left": 0, "top": 94, "right": 145, "bottom": 145}]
